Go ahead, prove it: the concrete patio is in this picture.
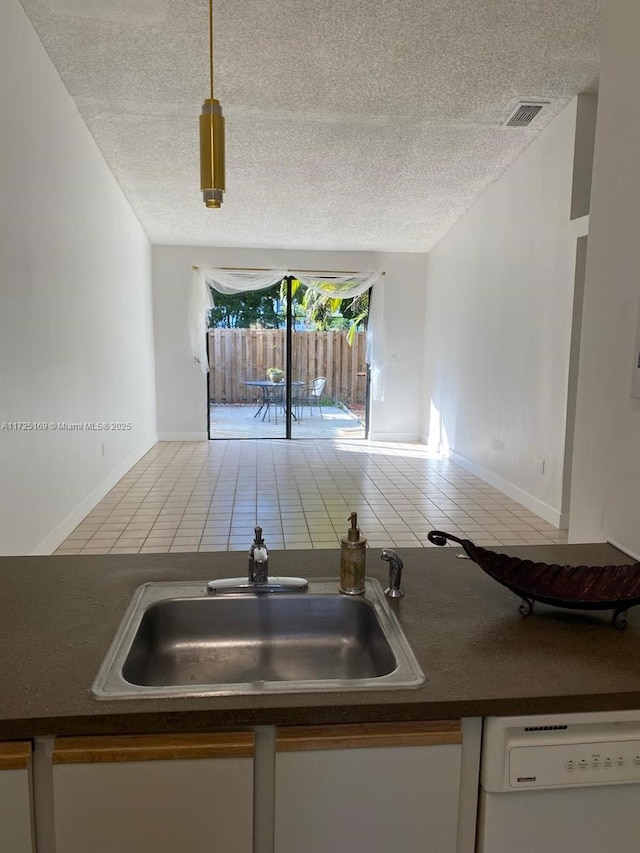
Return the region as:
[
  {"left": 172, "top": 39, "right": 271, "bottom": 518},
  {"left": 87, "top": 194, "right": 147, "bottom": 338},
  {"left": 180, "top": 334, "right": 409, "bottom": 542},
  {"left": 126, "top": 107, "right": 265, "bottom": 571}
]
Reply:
[{"left": 209, "top": 403, "right": 365, "bottom": 439}]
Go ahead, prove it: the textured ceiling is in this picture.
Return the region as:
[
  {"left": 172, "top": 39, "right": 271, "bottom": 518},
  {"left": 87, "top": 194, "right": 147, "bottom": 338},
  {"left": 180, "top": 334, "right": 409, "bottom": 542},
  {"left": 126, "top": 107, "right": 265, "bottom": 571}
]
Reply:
[{"left": 19, "top": 0, "right": 600, "bottom": 251}]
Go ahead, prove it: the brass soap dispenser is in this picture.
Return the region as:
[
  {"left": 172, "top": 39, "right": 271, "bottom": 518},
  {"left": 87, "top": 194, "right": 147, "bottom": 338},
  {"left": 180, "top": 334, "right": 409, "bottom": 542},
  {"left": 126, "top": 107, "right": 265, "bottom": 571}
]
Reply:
[{"left": 340, "top": 512, "right": 367, "bottom": 595}]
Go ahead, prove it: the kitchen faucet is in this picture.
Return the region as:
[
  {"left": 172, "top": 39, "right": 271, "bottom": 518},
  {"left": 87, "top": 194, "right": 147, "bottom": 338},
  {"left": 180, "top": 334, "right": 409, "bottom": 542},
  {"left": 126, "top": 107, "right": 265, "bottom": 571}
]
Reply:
[
  {"left": 248, "top": 526, "right": 269, "bottom": 584},
  {"left": 207, "top": 526, "right": 308, "bottom": 595}
]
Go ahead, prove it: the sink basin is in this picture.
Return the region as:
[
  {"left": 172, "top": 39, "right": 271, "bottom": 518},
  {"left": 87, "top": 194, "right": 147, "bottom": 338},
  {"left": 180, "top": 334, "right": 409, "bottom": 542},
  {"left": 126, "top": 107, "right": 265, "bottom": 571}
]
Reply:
[{"left": 92, "top": 579, "right": 425, "bottom": 698}]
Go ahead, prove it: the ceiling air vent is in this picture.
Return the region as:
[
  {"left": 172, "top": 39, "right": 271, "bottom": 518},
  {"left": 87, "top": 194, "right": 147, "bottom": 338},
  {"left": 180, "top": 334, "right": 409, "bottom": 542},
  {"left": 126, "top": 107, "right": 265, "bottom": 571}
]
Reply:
[{"left": 504, "top": 102, "right": 546, "bottom": 127}]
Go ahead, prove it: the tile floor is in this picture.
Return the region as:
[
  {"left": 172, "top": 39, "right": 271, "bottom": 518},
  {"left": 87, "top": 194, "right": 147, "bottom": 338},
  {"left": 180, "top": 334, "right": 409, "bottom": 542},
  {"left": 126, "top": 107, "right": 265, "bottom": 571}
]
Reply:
[{"left": 54, "top": 440, "right": 568, "bottom": 555}]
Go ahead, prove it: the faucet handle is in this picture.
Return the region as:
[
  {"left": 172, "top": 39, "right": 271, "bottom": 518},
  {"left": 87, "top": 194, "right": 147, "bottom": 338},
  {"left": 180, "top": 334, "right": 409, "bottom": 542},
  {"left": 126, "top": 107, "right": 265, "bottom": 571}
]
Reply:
[
  {"left": 381, "top": 549, "right": 404, "bottom": 598},
  {"left": 253, "top": 525, "right": 265, "bottom": 547},
  {"left": 252, "top": 546, "right": 268, "bottom": 564}
]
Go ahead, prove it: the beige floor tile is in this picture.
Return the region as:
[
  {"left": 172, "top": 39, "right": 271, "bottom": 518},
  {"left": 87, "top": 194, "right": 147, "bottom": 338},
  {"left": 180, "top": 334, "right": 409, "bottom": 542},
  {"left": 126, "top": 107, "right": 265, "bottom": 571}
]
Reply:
[
  {"left": 528, "top": 521, "right": 558, "bottom": 532},
  {"left": 123, "top": 525, "right": 154, "bottom": 535},
  {"left": 389, "top": 536, "right": 422, "bottom": 546},
  {"left": 89, "top": 534, "right": 120, "bottom": 545},
  {"left": 73, "top": 523, "right": 103, "bottom": 533},
  {"left": 56, "top": 440, "right": 561, "bottom": 557},
  {"left": 521, "top": 535, "right": 554, "bottom": 544}
]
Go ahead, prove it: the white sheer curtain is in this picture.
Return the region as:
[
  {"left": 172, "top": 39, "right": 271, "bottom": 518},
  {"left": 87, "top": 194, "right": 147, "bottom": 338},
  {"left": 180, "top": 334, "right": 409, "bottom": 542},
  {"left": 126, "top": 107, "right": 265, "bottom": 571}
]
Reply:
[
  {"left": 190, "top": 267, "right": 287, "bottom": 374},
  {"left": 189, "top": 267, "right": 386, "bottom": 400}
]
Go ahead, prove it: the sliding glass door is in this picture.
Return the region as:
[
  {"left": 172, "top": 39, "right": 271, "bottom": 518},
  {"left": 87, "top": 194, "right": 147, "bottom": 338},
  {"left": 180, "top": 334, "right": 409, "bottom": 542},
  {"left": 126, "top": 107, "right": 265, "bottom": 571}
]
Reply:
[
  {"left": 207, "top": 282, "right": 287, "bottom": 439},
  {"left": 206, "top": 277, "right": 369, "bottom": 440},
  {"left": 288, "top": 280, "right": 368, "bottom": 440}
]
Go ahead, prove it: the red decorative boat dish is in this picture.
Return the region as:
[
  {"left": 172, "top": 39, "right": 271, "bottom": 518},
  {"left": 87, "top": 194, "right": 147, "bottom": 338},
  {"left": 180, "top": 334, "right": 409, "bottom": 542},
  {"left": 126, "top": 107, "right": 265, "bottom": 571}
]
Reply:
[{"left": 427, "top": 530, "right": 640, "bottom": 629}]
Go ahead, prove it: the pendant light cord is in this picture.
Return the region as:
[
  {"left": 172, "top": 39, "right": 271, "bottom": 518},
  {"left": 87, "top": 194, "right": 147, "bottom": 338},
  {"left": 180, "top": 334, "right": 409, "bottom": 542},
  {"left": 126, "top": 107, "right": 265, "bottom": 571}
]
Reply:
[{"left": 209, "top": 0, "right": 214, "bottom": 100}]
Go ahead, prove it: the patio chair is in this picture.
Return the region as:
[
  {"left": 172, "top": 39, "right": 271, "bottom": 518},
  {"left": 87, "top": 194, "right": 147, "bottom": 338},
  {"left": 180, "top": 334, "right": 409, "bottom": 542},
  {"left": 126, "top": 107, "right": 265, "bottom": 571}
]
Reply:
[
  {"left": 261, "top": 382, "right": 285, "bottom": 424},
  {"left": 295, "top": 376, "right": 326, "bottom": 420}
]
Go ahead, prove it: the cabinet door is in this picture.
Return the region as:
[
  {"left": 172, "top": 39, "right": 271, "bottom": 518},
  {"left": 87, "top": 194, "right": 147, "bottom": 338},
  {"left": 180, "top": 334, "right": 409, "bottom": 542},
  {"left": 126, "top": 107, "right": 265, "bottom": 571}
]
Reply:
[
  {"left": 0, "top": 742, "right": 35, "bottom": 853},
  {"left": 53, "top": 732, "right": 254, "bottom": 853},
  {"left": 274, "top": 721, "right": 462, "bottom": 853}
]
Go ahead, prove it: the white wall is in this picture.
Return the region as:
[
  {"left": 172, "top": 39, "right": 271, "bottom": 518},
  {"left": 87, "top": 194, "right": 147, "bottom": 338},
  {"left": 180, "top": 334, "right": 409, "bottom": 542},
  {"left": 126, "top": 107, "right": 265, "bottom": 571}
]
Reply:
[
  {"left": 0, "top": 0, "right": 157, "bottom": 555},
  {"left": 569, "top": 0, "right": 640, "bottom": 556},
  {"left": 152, "top": 247, "right": 427, "bottom": 441},
  {"left": 422, "top": 99, "right": 590, "bottom": 527}
]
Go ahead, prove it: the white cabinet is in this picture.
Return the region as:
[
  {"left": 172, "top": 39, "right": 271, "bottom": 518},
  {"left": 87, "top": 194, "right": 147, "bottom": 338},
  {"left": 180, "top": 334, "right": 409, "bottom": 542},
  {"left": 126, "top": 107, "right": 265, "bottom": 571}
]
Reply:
[
  {"left": 52, "top": 732, "right": 254, "bottom": 853},
  {"left": 0, "top": 742, "right": 35, "bottom": 853},
  {"left": 274, "top": 721, "right": 463, "bottom": 853}
]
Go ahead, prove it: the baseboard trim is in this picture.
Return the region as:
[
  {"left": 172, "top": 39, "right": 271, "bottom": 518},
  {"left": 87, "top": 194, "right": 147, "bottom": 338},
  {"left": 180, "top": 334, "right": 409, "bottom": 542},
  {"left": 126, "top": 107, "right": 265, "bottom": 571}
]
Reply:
[
  {"left": 31, "top": 433, "right": 158, "bottom": 555},
  {"left": 157, "top": 432, "right": 208, "bottom": 441},
  {"left": 367, "top": 432, "right": 422, "bottom": 443},
  {"left": 449, "top": 449, "right": 564, "bottom": 529}
]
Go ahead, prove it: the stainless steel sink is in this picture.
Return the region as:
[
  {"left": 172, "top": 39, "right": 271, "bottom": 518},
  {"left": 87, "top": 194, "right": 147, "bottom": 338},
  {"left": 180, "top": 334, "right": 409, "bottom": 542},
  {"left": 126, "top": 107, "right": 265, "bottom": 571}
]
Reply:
[{"left": 92, "top": 579, "right": 424, "bottom": 698}]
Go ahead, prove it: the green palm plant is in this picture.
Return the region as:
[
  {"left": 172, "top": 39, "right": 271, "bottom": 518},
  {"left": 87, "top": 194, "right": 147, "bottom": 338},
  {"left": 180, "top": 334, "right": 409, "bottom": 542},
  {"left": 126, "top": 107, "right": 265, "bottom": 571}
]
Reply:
[{"left": 282, "top": 280, "right": 368, "bottom": 345}]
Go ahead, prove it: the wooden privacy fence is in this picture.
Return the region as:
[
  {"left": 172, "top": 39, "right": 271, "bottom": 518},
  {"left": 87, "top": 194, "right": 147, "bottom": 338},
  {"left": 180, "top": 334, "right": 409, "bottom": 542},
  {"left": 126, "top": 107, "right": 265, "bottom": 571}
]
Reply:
[{"left": 208, "top": 328, "right": 367, "bottom": 405}]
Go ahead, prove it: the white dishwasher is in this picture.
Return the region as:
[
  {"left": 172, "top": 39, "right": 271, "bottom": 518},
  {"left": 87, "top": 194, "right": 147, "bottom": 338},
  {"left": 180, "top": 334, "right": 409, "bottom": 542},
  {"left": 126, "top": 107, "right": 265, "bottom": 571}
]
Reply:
[{"left": 478, "top": 710, "right": 640, "bottom": 853}]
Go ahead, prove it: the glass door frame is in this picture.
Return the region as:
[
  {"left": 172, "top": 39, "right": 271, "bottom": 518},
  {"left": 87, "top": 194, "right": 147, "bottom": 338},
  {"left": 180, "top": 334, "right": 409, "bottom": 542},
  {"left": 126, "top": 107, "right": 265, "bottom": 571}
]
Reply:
[
  {"left": 206, "top": 275, "right": 370, "bottom": 440},
  {"left": 284, "top": 275, "right": 293, "bottom": 439}
]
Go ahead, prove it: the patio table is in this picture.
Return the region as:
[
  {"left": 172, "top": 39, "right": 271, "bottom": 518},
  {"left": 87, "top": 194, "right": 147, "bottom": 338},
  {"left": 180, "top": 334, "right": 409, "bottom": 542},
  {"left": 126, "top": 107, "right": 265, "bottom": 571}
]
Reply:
[{"left": 245, "top": 380, "right": 305, "bottom": 423}]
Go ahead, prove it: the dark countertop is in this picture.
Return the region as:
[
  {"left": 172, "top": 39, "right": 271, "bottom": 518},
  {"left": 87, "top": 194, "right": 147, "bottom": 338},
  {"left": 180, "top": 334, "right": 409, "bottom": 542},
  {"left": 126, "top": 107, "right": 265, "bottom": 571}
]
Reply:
[{"left": 2, "top": 542, "right": 640, "bottom": 739}]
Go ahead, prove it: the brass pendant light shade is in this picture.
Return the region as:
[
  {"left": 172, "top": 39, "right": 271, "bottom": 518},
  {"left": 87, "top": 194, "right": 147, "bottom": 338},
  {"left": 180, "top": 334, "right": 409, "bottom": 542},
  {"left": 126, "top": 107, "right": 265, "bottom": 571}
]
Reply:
[
  {"left": 199, "top": 0, "right": 225, "bottom": 208},
  {"left": 200, "top": 99, "right": 225, "bottom": 208}
]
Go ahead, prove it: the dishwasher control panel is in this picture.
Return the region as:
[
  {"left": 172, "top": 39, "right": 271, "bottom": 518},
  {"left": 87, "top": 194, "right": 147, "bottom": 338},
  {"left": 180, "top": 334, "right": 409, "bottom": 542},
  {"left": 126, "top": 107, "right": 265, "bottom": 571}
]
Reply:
[
  {"left": 482, "top": 711, "right": 640, "bottom": 793},
  {"left": 510, "top": 741, "right": 640, "bottom": 788}
]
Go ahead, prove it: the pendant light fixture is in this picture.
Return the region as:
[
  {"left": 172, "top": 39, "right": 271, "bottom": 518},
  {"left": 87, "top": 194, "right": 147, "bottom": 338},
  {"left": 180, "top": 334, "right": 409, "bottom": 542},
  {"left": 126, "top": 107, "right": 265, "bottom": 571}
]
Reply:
[{"left": 199, "top": 0, "right": 225, "bottom": 208}]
